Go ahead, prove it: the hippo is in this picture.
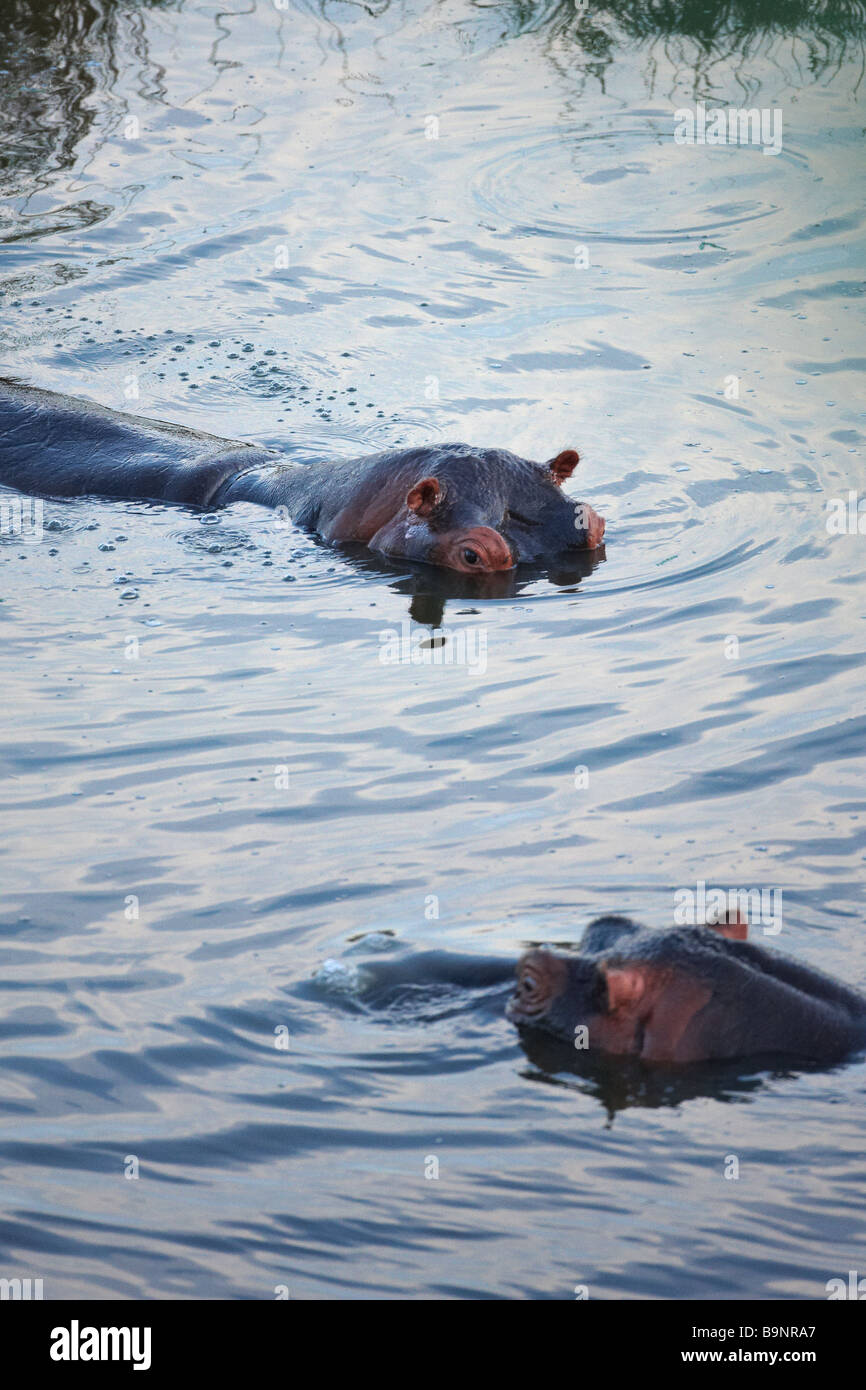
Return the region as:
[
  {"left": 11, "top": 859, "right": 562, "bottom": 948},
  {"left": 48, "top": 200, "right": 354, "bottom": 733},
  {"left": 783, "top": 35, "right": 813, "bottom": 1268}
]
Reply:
[
  {"left": 0, "top": 378, "right": 605, "bottom": 574},
  {"left": 507, "top": 915, "right": 866, "bottom": 1065}
]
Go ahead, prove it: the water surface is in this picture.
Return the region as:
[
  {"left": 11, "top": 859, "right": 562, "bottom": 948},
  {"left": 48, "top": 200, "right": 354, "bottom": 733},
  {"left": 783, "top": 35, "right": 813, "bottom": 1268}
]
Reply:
[{"left": 1, "top": 0, "right": 865, "bottom": 1299}]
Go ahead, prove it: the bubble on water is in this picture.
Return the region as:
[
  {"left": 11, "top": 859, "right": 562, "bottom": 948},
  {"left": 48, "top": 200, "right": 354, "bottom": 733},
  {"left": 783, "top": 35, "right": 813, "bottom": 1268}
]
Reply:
[{"left": 315, "top": 959, "right": 361, "bottom": 994}]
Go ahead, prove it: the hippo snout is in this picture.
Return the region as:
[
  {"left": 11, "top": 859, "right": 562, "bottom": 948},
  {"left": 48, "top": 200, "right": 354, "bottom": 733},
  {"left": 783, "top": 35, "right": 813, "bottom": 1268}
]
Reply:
[
  {"left": 583, "top": 505, "right": 605, "bottom": 549},
  {"left": 506, "top": 949, "right": 568, "bottom": 1026}
]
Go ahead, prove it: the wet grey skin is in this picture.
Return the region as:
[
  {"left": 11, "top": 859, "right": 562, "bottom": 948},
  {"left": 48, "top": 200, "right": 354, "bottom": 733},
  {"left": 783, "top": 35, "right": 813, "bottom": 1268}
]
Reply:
[
  {"left": 507, "top": 919, "right": 866, "bottom": 1064},
  {"left": 220, "top": 443, "right": 598, "bottom": 560},
  {"left": 0, "top": 379, "right": 599, "bottom": 565}
]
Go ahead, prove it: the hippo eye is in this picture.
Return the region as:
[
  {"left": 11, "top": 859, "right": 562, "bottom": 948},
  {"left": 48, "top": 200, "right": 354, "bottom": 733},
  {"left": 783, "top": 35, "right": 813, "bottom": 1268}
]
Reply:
[
  {"left": 463, "top": 547, "right": 479, "bottom": 566},
  {"left": 521, "top": 974, "right": 536, "bottom": 992}
]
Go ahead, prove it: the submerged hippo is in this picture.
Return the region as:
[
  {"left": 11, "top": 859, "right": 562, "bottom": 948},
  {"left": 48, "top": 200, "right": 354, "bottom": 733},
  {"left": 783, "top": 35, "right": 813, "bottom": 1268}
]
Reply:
[
  {"left": 507, "top": 916, "right": 866, "bottom": 1065},
  {"left": 0, "top": 378, "right": 605, "bottom": 574}
]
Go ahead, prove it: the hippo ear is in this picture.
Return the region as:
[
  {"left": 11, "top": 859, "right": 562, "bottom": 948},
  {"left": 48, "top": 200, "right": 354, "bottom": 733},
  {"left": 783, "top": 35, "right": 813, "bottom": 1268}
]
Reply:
[
  {"left": 547, "top": 449, "right": 580, "bottom": 485},
  {"left": 406, "top": 476, "right": 442, "bottom": 517},
  {"left": 708, "top": 911, "right": 749, "bottom": 942},
  {"left": 602, "top": 964, "right": 646, "bottom": 1013}
]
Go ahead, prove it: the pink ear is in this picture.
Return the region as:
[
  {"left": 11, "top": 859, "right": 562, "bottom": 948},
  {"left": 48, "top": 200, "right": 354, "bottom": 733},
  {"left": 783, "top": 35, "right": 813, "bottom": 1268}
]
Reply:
[
  {"left": 603, "top": 965, "right": 646, "bottom": 1012},
  {"left": 548, "top": 449, "right": 580, "bottom": 485},
  {"left": 406, "top": 476, "right": 442, "bottom": 517},
  {"left": 708, "top": 912, "right": 749, "bottom": 942}
]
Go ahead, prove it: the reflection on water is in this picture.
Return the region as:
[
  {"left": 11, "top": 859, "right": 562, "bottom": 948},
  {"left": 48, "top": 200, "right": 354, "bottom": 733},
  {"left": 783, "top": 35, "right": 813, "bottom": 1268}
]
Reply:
[
  {"left": 336, "top": 541, "right": 607, "bottom": 620},
  {"left": 0, "top": 0, "right": 865, "bottom": 1301},
  {"left": 501, "top": 0, "right": 866, "bottom": 78},
  {"left": 2, "top": 0, "right": 863, "bottom": 221},
  {"left": 516, "top": 1031, "right": 851, "bottom": 1120}
]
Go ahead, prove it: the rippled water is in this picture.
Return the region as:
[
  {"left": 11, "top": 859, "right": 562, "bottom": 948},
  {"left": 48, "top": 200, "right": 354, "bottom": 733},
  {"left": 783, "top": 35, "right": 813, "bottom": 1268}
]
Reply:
[{"left": 1, "top": 0, "right": 865, "bottom": 1300}]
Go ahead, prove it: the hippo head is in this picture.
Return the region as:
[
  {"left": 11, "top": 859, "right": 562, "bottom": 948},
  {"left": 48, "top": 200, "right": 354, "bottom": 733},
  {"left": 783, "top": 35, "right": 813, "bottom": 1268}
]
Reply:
[
  {"left": 368, "top": 445, "right": 605, "bottom": 575},
  {"left": 506, "top": 948, "right": 657, "bottom": 1055},
  {"left": 507, "top": 950, "right": 609, "bottom": 1043},
  {"left": 507, "top": 943, "right": 735, "bottom": 1062}
]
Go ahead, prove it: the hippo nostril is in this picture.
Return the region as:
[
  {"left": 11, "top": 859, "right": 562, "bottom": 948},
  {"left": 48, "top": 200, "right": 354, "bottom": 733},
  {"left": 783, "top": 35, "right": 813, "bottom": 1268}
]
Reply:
[{"left": 463, "top": 547, "right": 479, "bottom": 566}]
